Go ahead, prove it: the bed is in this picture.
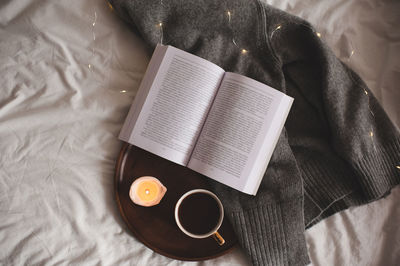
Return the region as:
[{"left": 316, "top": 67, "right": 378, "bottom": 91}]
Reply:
[{"left": 1, "top": 0, "right": 399, "bottom": 265}]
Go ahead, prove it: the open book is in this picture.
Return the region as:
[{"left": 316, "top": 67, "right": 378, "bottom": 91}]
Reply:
[{"left": 119, "top": 44, "right": 293, "bottom": 195}]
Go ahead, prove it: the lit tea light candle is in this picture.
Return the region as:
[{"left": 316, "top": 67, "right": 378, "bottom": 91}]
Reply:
[{"left": 129, "top": 176, "right": 167, "bottom": 207}]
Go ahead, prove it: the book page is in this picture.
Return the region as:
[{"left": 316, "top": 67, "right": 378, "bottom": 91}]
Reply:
[
  {"left": 119, "top": 45, "right": 167, "bottom": 142},
  {"left": 188, "top": 72, "right": 293, "bottom": 194},
  {"left": 123, "top": 45, "right": 225, "bottom": 165}
]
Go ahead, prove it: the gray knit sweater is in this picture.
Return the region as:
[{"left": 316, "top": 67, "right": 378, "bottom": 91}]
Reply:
[{"left": 109, "top": 0, "right": 400, "bottom": 265}]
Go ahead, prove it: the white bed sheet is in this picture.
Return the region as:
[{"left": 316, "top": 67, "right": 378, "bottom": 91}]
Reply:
[{"left": 0, "top": 0, "right": 399, "bottom": 265}]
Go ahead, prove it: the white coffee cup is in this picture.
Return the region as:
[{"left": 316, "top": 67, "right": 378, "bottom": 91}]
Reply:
[{"left": 174, "top": 189, "right": 225, "bottom": 245}]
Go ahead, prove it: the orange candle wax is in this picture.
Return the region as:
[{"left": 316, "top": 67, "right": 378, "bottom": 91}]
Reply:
[{"left": 129, "top": 176, "right": 167, "bottom": 207}]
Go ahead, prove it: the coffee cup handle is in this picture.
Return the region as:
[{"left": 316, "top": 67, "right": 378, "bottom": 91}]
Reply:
[{"left": 212, "top": 231, "right": 225, "bottom": 246}]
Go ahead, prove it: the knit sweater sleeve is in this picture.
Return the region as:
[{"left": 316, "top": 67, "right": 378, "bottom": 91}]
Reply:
[{"left": 265, "top": 6, "right": 400, "bottom": 200}]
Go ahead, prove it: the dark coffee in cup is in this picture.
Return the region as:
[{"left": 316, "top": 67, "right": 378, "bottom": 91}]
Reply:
[
  {"left": 175, "top": 189, "right": 224, "bottom": 240},
  {"left": 178, "top": 192, "right": 221, "bottom": 235}
]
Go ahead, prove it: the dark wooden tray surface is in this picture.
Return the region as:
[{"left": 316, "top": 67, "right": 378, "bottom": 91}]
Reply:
[{"left": 114, "top": 143, "right": 237, "bottom": 261}]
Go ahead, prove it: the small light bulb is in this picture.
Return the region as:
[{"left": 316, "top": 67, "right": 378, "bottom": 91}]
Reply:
[
  {"left": 316, "top": 32, "right": 321, "bottom": 38},
  {"left": 145, "top": 189, "right": 150, "bottom": 195},
  {"left": 107, "top": 2, "right": 114, "bottom": 11},
  {"left": 159, "top": 22, "right": 163, "bottom": 27},
  {"left": 396, "top": 166, "right": 400, "bottom": 170},
  {"left": 120, "top": 90, "right": 127, "bottom": 93},
  {"left": 227, "top": 10, "right": 232, "bottom": 23},
  {"left": 370, "top": 131, "right": 374, "bottom": 137},
  {"left": 241, "top": 49, "right": 248, "bottom": 54}
]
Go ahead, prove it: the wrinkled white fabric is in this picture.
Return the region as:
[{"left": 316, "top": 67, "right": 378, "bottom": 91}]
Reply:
[{"left": 0, "top": 0, "right": 399, "bottom": 265}]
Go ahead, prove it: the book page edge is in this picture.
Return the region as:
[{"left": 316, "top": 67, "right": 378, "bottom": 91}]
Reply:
[{"left": 242, "top": 95, "right": 294, "bottom": 195}]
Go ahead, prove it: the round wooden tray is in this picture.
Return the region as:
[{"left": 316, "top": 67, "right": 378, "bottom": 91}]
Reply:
[{"left": 114, "top": 143, "right": 237, "bottom": 261}]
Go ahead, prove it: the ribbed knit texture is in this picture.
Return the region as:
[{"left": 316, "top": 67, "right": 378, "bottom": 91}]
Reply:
[
  {"left": 353, "top": 139, "right": 400, "bottom": 198},
  {"left": 228, "top": 199, "right": 308, "bottom": 266},
  {"left": 110, "top": 0, "right": 400, "bottom": 265}
]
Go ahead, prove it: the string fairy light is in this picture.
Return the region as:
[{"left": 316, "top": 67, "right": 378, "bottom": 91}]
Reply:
[
  {"left": 270, "top": 24, "right": 282, "bottom": 39},
  {"left": 362, "top": 86, "right": 376, "bottom": 148},
  {"left": 156, "top": 22, "right": 164, "bottom": 44},
  {"left": 344, "top": 40, "right": 355, "bottom": 65},
  {"left": 107, "top": 1, "right": 113, "bottom": 11},
  {"left": 226, "top": 10, "right": 238, "bottom": 48},
  {"left": 92, "top": 12, "right": 97, "bottom": 42},
  {"left": 225, "top": 10, "right": 248, "bottom": 53},
  {"left": 92, "top": 11, "right": 97, "bottom": 27},
  {"left": 156, "top": 0, "right": 165, "bottom": 44},
  {"left": 88, "top": 9, "right": 97, "bottom": 70}
]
